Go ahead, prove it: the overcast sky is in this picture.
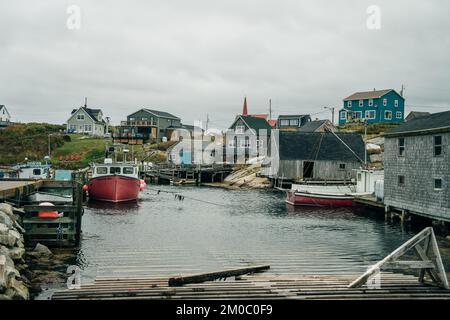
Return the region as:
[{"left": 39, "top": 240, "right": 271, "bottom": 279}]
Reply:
[{"left": 1, "top": 0, "right": 450, "bottom": 128}]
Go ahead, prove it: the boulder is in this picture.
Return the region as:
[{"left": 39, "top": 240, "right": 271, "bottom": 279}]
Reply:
[
  {"left": 7, "top": 278, "right": 29, "bottom": 300},
  {"left": 8, "top": 247, "right": 25, "bottom": 261},
  {"left": 370, "top": 153, "right": 383, "bottom": 163},
  {"left": 0, "top": 203, "right": 15, "bottom": 221},
  {"left": 32, "top": 243, "right": 53, "bottom": 257},
  {"left": 0, "top": 212, "right": 13, "bottom": 228}
]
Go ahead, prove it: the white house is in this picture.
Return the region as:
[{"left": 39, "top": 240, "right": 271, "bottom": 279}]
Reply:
[
  {"left": 0, "top": 105, "right": 11, "bottom": 123},
  {"left": 66, "top": 105, "right": 106, "bottom": 136}
]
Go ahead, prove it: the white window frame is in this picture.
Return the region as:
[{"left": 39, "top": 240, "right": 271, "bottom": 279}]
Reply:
[
  {"left": 77, "top": 114, "right": 85, "bottom": 121},
  {"left": 347, "top": 101, "right": 352, "bottom": 108},
  {"left": 359, "top": 100, "right": 363, "bottom": 107},
  {"left": 340, "top": 111, "right": 347, "bottom": 120},
  {"left": 84, "top": 124, "right": 92, "bottom": 132},
  {"left": 396, "top": 111, "right": 402, "bottom": 119},
  {"left": 383, "top": 98, "right": 387, "bottom": 107},
  {"left": 353, "top": 111, "right": 362, "bottom": 119},
  {"left": 394, "top": 100, "right": 399, "bottom": 107},
  {"left": 279, "top": 119, "right": 290, "bottom": 126},
  {"left": 235, "top": 125, "right": 245, "bottom": 134},
  {"left": 385, "top": 110, "right": 392, "bottom": 120},
  {"left": 368, "top": 99, "right": 374, "bottom": 107},
  {"left": 365, "top": 110, "right": 376, "bottom": 120}
]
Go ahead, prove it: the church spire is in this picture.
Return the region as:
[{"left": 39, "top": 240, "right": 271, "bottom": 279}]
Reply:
[{"left": 242, "top": 96, "right": 248, "bottom": 116}]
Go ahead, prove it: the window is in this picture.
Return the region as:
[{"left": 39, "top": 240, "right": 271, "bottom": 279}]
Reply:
[
  {"left": 228, "top": 140, "right": 235, "bottom": 147},
  {"left": 235, "top": 125, "right": 245, "bottom": 133},
  {"left": 70, "top": 124, "right": 76, "bottom": 131},
  {"left": 110, "top": 167, "right": 121, "bottom": 174},
  {"left": 257, "top": 140, "right": 264, "bottom": 148},
  {"left": 396, "top": 112, "right": 402, "bottom": 119},
  {"left": 347, "top": 101, "right": 352, "bottom": 108},
  {"left": 394, "top": 100, "right": 399, "bottom": 107},
  {"left": 383, "top": 99, "right": 387, "bottom": 106},
  {"left": 434, "top": 178, "right": 443, "bottom": 190},
  {"left": 359, "top": 100, "right": 363, "bottom": 107},
  {"left": 398, "top": 175, "right": 405, "bottom": 186},
  {"left": 398, "top": 138, "right": 405, "bottom": 156},
  {"left": 129, "top": 117, "right": 135, "bottom": 121},
  {"left": 353, "top": 111, "right": 362, "bottom": 119},
  {"left": 434, "top": 136, "right": 442, "bottom": 156},
  {"left": 280, "top": 119, "right": 290, "bottom": 126},
  {"left": 339, "top": 163, "right": 346, "bottom": 170},
  {"left": 384, "top": 110, "right": 392, "bottom": 120},
  {"left": 365, "top": 110, "right": 376, "bottom": 119},
  {"left": 33, "top": 169, "right": 41, "bottom": 175},
  {"left": 368, "top": 99, "right": 374, "bottom": 107},
  {"left": 96, "top": 167, "right": 107, "bottom": 174},
  {"left": 340, "top": 111, "right": 347, "bottom": 120},
  {"left": 77, "top": 114, "right": 85, "bottom": 120},
  {"left": 289, "top": 119, "right": 299, "bottom": 126},
  {"left": 84, "top": 124, "right": 92, "bottom": 131},
  {"left": 357, "top": 173, "right": 362, "bottom": 182},
  {"left": 123, "top": 167, "right": 134, "bottom": 174}
]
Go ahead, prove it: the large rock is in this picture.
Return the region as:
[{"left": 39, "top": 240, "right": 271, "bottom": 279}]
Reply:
[
  {"left": 6, "top": 278, "right": 29, "bottom": 300},
  {"left": 33, "top": 243, "right": 53, "bottom": 257},
  {"left": 370, "top": 153, "right": 383, "bottom": 163},
  {"left": 0, "top": 212, "right": 13, "bottom": 228},
  {"left": 0, "top": 226, "right": 23, "bottom": 248},
  {"left": 0, "top": 203, "right": 15, "bottom": 222},
  {"left": 8, "top": 247, "right": 25, "bottom": 261}
]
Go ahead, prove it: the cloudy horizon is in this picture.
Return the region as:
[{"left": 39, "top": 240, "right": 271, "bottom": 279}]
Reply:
[{"left": 1, "top": 0, "right": 450, "bottom": 128}]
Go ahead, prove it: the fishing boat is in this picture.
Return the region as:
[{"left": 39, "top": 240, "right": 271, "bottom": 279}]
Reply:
[
  {"left": 285, "top": 184, "right": 357, "bottom": 206},
  {"left": 86, "top": 158, "right": 145, "bottom": 202}
]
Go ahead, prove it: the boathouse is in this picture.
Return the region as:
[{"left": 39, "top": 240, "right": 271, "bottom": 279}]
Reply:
[
  {"left": 383, "top": 110, "right": 450, "bottom": 222},
  {"left": 262, "top": 131, "right": 365, "bottom": 182}
]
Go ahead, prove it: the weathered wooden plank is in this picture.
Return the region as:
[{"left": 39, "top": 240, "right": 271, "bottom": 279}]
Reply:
[{"left": 168, "top": 265, "right": 270, "bottom": 287}]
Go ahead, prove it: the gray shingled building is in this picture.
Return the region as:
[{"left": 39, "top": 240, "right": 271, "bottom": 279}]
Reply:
[{"left": 384, "top": 111, "right": 450, "bottom": 222}]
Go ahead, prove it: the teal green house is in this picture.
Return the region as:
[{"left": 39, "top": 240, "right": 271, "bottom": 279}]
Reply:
[{"left": 338, "top": 89, "right": 405, "bottom": 125}]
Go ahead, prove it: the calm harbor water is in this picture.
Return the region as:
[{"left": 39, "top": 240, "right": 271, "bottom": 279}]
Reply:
[
  {"left": 76, "top": 185, "right": 450, "bottom": 282},
  {"left": 35, "top": 185, "right": 450, "bottom": 299}
]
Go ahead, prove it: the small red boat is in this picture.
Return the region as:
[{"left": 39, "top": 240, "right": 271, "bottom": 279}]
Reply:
[
  {"left": 86, "top": 160, "right": 145, "bottom": 202},
  {"left": 286, "top": 190, "right": 355, "bottom": 206}
]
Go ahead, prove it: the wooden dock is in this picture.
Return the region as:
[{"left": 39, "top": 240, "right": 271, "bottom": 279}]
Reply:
[
  {"left": 51, "top": 272, "right": 450, "bottom": 300},
  {"left": 0, "top": 179, "right": 43, "bottom": 201},
  {"left": 354, "top": 194, "right": 384, "bottom": 209}
]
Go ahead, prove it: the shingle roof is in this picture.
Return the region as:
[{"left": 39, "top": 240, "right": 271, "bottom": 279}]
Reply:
[
  {"left": 278, "top": 114, "right": 309, "bottom": 119},
  {"left": 405, "top": 111, "right": 431, "bottom": 122},
  {"left": 143, "top": 108, "right": 180, "bottom": 120},
  {"left": 385, "top": 110, "right": 450, "bottom": 136},
  {"left": 278, "top": 131, "right": 365, "bottom": 162},
  {"left": 72, "top": 107, "right": 104, "bottom": 123},
  {"left": 298, "top": 120, "right": 328, "bottom": 132},
  {"left": 240, "top": 115, "right": 272, "bottom": 131},
  {"left": 343, "top": 89, "right": 395, "bottom": 101}
]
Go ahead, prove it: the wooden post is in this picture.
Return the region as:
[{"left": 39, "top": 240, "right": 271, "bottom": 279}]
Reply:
[{"left": 74, "top": 182, "right": 83, "bottom": 246}]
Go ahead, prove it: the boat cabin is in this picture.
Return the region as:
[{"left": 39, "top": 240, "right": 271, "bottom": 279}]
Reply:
[
  {"left": 12, "top": 162, "right": 51, "bottom": 179},
  {"left": 92, "top": 159, "right": 138, "bottom": 179}
]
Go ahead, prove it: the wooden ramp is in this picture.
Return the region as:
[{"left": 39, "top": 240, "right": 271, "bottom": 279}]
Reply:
[
  {"left": 0, "top": 180, "right": 42, "bottom": 200},
  {"left": 51, "top": 272, "right": 450, "bottom": 300}
]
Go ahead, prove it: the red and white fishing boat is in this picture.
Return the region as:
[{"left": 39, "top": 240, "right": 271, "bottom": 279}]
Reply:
[
  {"left": 285, "top": 184, "right": 357, "bottom": 207},
  {"left": 85, "top": 159, "right": 145, "bottom": 202}
]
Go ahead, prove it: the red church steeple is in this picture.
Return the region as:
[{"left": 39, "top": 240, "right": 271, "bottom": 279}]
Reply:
[{"left": 242, "top": 97, "right": 248, "bottom": 116}]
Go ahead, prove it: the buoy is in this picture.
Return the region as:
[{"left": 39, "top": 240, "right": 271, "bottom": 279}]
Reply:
[
  {"left": 139, "top": 179, "right": 146, "bottom": 191},
  {"left": 37, "top": 202, "right": 59, "bottom": 218},
  {"left": 82, "top": 184, "right": 89, "bottom": 191}
]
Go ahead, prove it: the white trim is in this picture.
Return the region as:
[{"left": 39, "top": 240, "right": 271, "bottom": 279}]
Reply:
[
  {"left": 365, "top": 110, "right": 376, "bottom": 120},
  {"left": 368, "top": 99, "right": 374, "bottom": 107},
  {"left": 384, "top": 110, "right": 392, "bottom": 120},
  {"left": 359, "top": 100, "right": 363, "bottom": 107},
  {"left": 383, "top": 98, "right": 387, "bottom": 107},
  {"left": 340, "top": 111, "right": 347, "bottom": 120},
  {"left": 396, "top": 111, "right": 402, "bottom": 119}
]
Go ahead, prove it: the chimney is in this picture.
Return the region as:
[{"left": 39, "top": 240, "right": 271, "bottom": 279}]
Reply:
[{"left": 84, "top": 97, "right": 88, "bottom": 108}]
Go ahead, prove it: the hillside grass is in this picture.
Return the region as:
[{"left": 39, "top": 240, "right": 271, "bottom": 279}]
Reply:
[
  {"left": 52, "top": 134, "right": 110, "bottom": 169},
  {"left": 337, "top": 122, "right": 400, "bottom": 135}
]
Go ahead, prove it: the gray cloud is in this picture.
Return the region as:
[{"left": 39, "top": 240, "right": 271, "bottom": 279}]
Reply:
[{"left": 1, "top": 0, "right": 449, "bottom": 128}]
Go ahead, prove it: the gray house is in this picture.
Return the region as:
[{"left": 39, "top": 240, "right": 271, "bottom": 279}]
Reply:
[
  {"left": 114, "top": 108, "right": 181, "bottom": 144},
  {"left": 384, "top": 111, "right": 450, "bottom": 222},
  {"left": 67, "top": 106, "right": 106, "bottom": 136},
  {"left": 277, "top": 114, "right": 311, "bottom": 130},
  {"left": 262, "top": 131, "right": 365, "bottom": 182},
  {"left": 0, "top": 105, "right": 11, "bottom": 126}
]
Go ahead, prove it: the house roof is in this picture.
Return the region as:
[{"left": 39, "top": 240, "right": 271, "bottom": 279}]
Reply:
[
  {"left": 142, "top": 108, "right": 180, "bottom": 120},
  {"left": 268, "top": 119, "right": 277, "bottom": 127},
  {"left": 278, "top": 131, "right": 365, "bottom": 162},
  {"left": 238, "top": 115, "right": 273, "bottom": 132},
  {"left": 71, "top": 107, "right": 104, "bottom": 123},
  {"left": 298, "top": 120, "right": 330, "bottom": 132},
  {"left": 385, "top": 110, "right": 450, "bottom": 137},
  {"left": 343, "top": 89, "right": 398, "bottom": 101},
  {"left": 278, "top": 114, "right": 309, "bottom": 119},
  {"left": 405, "top": 111, "right": 431, "bottom": 122}
]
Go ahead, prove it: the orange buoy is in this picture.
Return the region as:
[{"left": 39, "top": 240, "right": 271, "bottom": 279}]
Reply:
[
  {"left": 37, "top": 202, "right": 59, "bottom": 218},
  {"left": 82, "top": 184, "right": 89, "bottom": 191}
]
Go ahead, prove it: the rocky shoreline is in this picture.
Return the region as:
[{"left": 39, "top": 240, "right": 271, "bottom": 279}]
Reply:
[
  {"left": 1, "top": 203, "right": 72, "bottom": 300},
  {"left": 203, "top": 163, "right": 271, "bottom": 189}
]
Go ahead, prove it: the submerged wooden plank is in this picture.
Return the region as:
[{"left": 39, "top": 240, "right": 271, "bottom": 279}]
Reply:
[{"left": 168, "top": 265, "right": 270, "bottom": 287}]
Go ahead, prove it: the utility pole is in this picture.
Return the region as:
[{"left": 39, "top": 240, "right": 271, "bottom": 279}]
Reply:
[
  {"left": 206, "top": 113, "right": 210, "bottom": 131},
  {"left": 48, "top": 134, "right": 51, "bottom": 158},
  {"left": 324, "top": 107, "right": 335, "bottom": 124}
]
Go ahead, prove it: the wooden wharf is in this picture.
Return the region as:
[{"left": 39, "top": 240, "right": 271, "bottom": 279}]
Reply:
[
  {"left": 52, "top": 228, "right": 450, "bottom": 300},
  {"left": 354, "top": 194, "right": 385, "bottom": 209},
  {"left": 142, "top": 164, "right": 234, "bottom": 185}
]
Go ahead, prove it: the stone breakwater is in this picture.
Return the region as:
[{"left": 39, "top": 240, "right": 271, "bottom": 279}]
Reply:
[{"left": 0, "top": 203, "right": 29, "bottom": 300}]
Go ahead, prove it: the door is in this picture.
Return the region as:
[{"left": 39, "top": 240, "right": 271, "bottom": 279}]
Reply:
[{"left": 303, "top": 161, "right": 314, "bottom": 179}]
